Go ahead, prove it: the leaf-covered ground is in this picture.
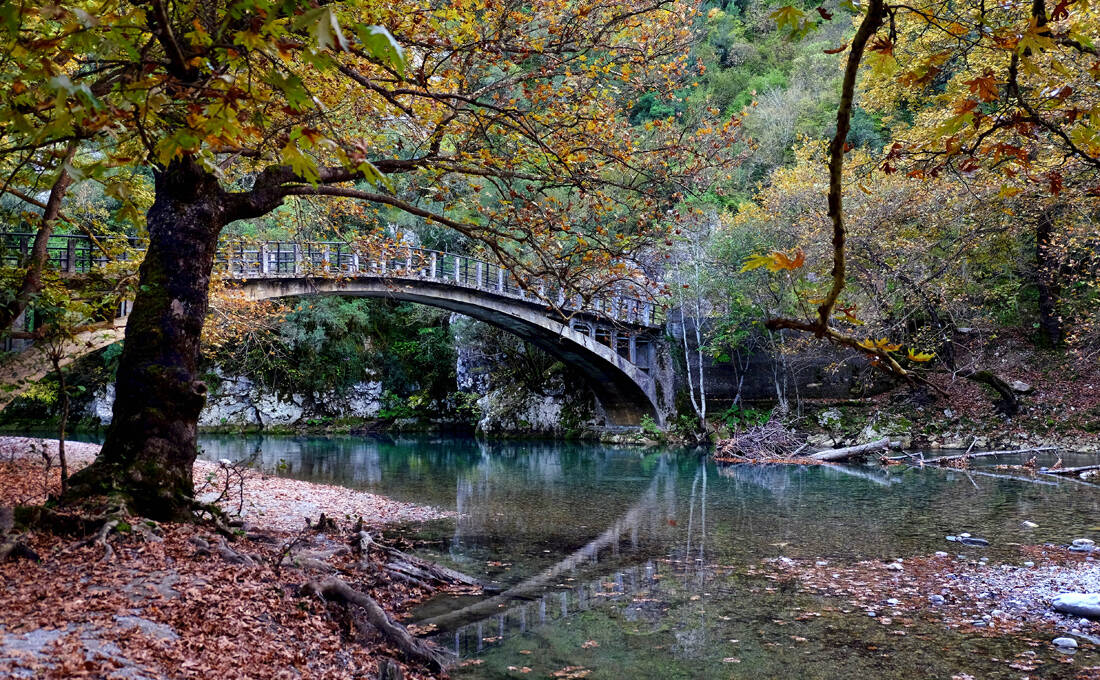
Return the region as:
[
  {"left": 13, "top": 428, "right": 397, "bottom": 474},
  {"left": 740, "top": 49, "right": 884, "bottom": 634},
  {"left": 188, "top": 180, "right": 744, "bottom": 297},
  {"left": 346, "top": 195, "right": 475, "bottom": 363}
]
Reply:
[{"left": 0, "top": 437, "right": 453, "bottom": 679}]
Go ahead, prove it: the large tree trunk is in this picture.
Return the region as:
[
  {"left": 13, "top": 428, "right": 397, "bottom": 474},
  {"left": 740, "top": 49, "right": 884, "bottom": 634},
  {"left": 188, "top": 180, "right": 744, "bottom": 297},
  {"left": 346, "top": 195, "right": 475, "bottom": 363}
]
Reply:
[
  {"left": 1035, "top": 209, "right": 1062, "bottom": 347},
  {"left": 64, "top": 159, "right": 229, "bottom": 520}
]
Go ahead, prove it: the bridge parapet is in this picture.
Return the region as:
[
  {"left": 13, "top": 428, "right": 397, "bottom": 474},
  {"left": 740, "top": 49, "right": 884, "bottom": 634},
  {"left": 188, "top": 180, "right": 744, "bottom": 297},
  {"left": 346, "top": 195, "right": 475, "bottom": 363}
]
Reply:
[
  {"left": 1, "top": 232, "right": 663, "bottom": 329},
  {"left": 221, "top": 241, "right": 662, "bottom": 328}
]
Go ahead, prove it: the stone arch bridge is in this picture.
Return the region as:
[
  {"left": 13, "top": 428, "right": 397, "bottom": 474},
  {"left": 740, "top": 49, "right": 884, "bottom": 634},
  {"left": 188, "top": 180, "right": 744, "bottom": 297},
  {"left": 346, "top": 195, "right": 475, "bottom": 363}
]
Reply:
[{"left": 0, "top": 233, "right": 671, "bottom": 425}]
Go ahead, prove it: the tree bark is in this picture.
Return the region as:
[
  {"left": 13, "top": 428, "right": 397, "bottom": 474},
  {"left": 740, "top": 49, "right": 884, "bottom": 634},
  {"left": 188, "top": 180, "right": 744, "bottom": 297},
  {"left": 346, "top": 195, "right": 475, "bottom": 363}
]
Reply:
[
  {"left": 64, "top": 158, "right": 230, "bottom": 520},
  {"left": 1035, "top": 209, "right": 1062, "bottom": 347},
  {"left": 959, "top": 369, "right": 1019, "bottom": 416}
]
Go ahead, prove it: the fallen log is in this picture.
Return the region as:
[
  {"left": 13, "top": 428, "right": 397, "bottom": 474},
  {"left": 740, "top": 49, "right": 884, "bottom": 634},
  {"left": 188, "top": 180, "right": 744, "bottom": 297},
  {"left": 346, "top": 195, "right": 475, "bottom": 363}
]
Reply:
[
  {"left": 921, "top": 446, "right": 1057, "bottom": 465},
  {"left": 300, "top": 576, "right": 452, "bottom": 672},
  {"left": 1041, "top": 463, "right": 1100, "bottom": 477},
  {"left": 810, "top": 438, "right": 898, "bottom": 462},
  {"left": 356, "top": 531, "right": 498, "bottom": 592}
]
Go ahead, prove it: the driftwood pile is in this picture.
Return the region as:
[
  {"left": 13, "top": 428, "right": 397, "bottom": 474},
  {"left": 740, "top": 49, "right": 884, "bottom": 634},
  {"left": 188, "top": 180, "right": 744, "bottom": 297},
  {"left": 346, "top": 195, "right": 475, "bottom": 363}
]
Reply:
[{"left": 713, "top": 421, "right": 805, "bottom": 462}]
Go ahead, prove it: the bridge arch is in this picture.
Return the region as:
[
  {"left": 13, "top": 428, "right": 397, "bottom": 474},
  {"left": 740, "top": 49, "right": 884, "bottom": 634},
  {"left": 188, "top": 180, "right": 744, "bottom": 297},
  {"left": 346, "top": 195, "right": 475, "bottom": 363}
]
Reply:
[{"left": 239, "top": 276, "right": 662, "bottom": 425}]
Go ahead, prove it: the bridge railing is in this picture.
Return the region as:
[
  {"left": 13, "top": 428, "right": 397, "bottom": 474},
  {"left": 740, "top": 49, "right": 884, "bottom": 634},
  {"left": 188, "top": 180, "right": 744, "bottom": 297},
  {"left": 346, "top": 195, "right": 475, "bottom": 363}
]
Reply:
[
  {"left": 0, "top": 232, "right": 144, "bottom": 273},
  {"left": 0, "top": 232, "right": 664, "bottom": 327},
  {"left": 216, "top": 240, "right": 664, "bottom": 327}
]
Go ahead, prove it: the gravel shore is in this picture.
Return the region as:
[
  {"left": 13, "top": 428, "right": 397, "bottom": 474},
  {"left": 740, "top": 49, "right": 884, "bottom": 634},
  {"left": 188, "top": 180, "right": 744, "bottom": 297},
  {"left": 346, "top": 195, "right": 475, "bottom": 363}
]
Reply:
[{"left": 0, "top": 435, "right": 452, "bottom": 530}]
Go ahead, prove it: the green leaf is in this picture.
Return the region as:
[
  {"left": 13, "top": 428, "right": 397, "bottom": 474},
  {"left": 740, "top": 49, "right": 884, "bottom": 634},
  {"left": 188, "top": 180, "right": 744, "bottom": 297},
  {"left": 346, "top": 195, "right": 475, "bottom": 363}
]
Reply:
[
  {"left": 281, "top": 140, "right": 320, "bottom": 184},
  {"left": 293, "top": 7, "right": 349, "bottom": 52},
  {"left": 357, "top": 160, "right": 393, "bottom": 191},
  {"left": 356, "top": 25, "right": 406, "bottom": 76},
  {"left": 770, "top": 6, "right": 805, "bottom": 33}
]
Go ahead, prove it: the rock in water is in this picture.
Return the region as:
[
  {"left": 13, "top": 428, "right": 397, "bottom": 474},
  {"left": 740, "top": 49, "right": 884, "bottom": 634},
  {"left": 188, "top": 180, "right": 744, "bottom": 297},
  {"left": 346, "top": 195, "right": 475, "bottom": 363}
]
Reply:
[
  {"left": 959, "top": 536, "right": 990, "bottom": 547},
  {"left": 1053, "top": 593, "right": 1100, "bottom": 619},
  {"left": 1052, "top": 637, "right": 1079, "bottom": 650}
]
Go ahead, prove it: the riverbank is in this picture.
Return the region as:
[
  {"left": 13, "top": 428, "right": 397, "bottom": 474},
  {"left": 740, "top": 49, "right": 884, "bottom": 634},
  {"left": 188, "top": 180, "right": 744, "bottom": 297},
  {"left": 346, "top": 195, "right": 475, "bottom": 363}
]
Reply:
[
  {"left": 0, "top": 436, "right": 456, "bottom": 679},
  {"left": 753, "top": 542, "right": 1100, "bottom": 664}
]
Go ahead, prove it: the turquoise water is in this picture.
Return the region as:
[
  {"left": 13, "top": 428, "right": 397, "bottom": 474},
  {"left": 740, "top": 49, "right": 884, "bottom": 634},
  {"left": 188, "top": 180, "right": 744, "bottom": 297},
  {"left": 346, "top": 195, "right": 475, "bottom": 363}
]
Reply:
[{"left": 198, "top": 435, "right": 1100, "bottom": 679}]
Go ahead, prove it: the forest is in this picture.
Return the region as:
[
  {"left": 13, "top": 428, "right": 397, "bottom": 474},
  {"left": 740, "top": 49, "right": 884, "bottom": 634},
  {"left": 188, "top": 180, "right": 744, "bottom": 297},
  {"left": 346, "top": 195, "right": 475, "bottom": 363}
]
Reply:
[{"left": 1, "top": 0, "right": 1099, "bottom": 678}]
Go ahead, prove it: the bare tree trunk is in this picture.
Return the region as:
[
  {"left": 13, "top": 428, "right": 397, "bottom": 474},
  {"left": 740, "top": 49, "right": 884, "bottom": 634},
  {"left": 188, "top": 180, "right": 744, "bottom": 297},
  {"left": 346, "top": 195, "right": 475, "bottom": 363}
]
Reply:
[{"left": 692, "top": 255, "right": 707, "bottom": 423}]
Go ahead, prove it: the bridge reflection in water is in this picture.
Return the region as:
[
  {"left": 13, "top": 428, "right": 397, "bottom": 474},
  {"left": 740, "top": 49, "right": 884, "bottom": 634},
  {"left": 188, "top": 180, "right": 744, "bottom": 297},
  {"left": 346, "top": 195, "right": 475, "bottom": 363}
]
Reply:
[{"left": 420, "top": 456, "right": 716, "bottom": 659}]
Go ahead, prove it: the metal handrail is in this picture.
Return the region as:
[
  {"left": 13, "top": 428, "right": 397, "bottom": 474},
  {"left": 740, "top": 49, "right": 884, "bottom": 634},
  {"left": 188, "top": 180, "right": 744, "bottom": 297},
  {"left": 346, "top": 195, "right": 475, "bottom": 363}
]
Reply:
[{"left": 0, "top": 233, "right": 664, "bottom": 327}]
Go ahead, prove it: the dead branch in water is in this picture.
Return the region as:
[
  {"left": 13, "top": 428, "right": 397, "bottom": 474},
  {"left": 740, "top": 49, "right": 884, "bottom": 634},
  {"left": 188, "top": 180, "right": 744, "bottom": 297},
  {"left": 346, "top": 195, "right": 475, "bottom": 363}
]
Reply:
[
  {"left": 1041, "top": 463, "right": 1100, "bottom": 477},
  {"left": 919, "top": 447, "right": 1058, "bottom": 466}
]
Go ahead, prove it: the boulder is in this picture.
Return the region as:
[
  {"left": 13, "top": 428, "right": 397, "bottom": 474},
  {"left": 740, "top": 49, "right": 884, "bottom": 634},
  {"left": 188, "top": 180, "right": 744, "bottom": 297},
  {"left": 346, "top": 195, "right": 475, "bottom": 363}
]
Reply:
[{"left": 1053, "top": 593, "right": 1100, "bottom": 619}]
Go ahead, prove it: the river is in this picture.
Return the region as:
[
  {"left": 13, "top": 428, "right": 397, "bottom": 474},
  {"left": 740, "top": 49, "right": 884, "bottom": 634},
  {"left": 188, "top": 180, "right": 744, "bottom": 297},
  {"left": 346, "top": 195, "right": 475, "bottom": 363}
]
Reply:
[{"left": 198, "top": 434, "right": 1100, "bottom": 679}]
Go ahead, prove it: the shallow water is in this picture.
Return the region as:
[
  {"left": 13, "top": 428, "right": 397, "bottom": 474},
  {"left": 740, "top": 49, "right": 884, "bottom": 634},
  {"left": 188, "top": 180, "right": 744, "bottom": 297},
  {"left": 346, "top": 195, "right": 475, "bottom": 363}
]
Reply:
[{"left": 198, "top": 435, "right": 1100, "bottom": 679}]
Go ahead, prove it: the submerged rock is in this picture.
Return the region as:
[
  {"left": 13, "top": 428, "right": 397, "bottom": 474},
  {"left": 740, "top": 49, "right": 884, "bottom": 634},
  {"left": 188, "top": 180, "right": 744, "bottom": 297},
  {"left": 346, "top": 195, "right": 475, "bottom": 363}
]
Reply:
[
  {"left": 947, "top": 535, "right": 990, "bottom": 546},
  {"left": 1052, "top": 593, "right": 1100, "bottom": 619}
]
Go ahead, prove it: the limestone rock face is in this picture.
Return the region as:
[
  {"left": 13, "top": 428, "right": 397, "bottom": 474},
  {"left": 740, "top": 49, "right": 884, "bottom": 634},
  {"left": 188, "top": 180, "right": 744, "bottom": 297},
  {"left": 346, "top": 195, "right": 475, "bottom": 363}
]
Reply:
[
  {"left": 89, "top": 368, "right": 383, "bottom": 429},
  {"left": 475, "top": 374, "right": 599, "bottom": 437}
]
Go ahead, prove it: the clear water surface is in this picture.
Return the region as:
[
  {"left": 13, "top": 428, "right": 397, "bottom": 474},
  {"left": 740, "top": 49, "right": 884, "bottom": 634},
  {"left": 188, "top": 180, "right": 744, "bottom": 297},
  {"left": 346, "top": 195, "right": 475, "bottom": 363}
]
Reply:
[{"left": 197, "top": 434, "right": 1100, "bottom": 679}]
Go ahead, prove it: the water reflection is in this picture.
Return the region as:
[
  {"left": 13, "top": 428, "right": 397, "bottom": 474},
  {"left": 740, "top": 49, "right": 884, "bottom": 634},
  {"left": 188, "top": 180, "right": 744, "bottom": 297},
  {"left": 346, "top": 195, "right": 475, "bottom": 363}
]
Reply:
[{"left": 198, "top": 436, "right": 1100, "bottom": 679}]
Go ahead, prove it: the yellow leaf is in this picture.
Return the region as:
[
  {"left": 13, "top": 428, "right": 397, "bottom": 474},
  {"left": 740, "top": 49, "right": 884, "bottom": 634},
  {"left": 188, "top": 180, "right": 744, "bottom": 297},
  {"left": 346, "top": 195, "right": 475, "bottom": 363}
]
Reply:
[
  {"left": 741, "top": 253, "right": 775, "bottom": 272},
  {"left": 907, "top": 349, "right": 935, "bottom": 362}
]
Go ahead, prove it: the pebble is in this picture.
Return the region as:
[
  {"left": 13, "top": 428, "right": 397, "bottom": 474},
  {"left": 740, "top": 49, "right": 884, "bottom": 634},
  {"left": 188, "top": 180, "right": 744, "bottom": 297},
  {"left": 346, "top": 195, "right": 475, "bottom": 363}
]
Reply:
[
  {"left": 815, "top": 560, "right": 828, "bottom": 566},
  {"left": 1052, "top": 637, "right": 1078, "bottom": 650},
  {"left": 1024, "top": 561, "right": 1035, "bottom": 567},
  {"left": 1022, "top": 521, "right": 1039, "bottom": 528},
  {"left": 929, "top": 594, "right": 945, "bottom": 605},
  {"left": 935, "top": 551, "right": 949, "bottom": 557},
  {"left": 886, "top": 598, "right": 900, "bottom": 606},
  {"left": 885, "top": 563, "right": 904, "bottom": 572}
]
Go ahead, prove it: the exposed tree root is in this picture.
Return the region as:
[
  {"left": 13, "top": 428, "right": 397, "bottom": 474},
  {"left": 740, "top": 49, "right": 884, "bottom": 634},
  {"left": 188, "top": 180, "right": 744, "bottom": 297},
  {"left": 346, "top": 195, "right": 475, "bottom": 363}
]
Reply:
[
  {"left": 959, "top": 369, "right": 1019, "bottom": 415},
  {"left": 82, "top": 519, "right": 120, "bottom": 562},
  {"left": 215, "top": 537, "right": 257, "bottom": 566},
  {"left": 0, "top": 536, "right": 39, "bottom": 563},
  {"left": 300, "top": 576, "right": 454, "bottom": 672},
  {"left": 191, "top": 500, "right": 241, "bottom": 538}
]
